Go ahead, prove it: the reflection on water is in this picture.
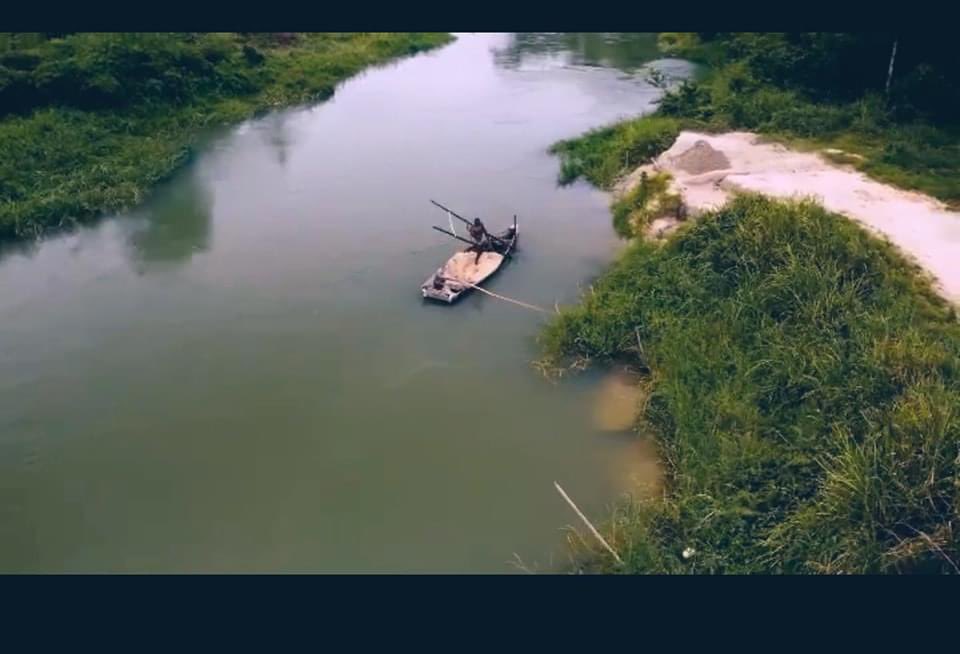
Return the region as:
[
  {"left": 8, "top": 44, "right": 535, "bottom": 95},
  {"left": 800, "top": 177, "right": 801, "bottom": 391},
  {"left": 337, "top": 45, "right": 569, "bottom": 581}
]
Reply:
[
  {"left": 493, "top": 33, "right": 662, "bottom": 73},
  {"left": 0, "top": 233, "right": 41, "bottom": 264},
  {"left": 261, "top": 113, "right": 292, "bottom": 168},
  {"left": 125, "top": 170, "right": 212, "bottom": 268}
]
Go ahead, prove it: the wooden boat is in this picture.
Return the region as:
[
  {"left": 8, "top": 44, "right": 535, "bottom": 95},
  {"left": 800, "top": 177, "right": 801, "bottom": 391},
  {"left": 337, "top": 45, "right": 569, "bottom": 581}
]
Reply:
[{"left": 421, "top": 215, "right": 518, "bottom": 304}]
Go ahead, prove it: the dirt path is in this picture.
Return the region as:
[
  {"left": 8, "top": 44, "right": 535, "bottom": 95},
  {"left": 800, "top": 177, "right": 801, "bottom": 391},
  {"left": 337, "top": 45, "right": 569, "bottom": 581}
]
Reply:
[{"left": 619, "top": 131, "right": 960, "bottom": 303}]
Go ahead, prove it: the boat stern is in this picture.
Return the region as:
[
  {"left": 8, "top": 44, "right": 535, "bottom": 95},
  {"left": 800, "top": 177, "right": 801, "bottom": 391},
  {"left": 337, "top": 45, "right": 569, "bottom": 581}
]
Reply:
[{"left": 421, "top": 273, "right": 464, "bottom": 303}]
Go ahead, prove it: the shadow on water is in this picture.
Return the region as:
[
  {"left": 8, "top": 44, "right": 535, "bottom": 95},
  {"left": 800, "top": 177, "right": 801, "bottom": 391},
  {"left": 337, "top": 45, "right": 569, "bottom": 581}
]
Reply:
[
  {"left": 124, "top": 168, "right": 213, "bottom": 271},
  {"left": 0, "top": 234, "right": 42, "bottom": 265},
  {"left": 492, "top": 33, "right": 663, "bottom": 73}
]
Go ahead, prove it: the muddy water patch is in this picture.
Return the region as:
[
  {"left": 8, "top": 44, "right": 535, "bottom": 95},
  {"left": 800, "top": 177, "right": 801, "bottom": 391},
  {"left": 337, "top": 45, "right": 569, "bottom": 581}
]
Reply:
[
  {"left": 590, "top": 367, "right": 664, "bottom": 499},
  {"left": 591, "top": 367, "right": 645, "bottom": 431}
]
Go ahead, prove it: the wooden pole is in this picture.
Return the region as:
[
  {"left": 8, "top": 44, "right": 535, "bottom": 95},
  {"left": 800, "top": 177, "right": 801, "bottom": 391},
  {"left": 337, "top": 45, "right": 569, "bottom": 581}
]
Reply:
[
  {"left": 554, "top": 481, "right": 624, "bottom": 565},
  {"left": 430, "top": 199, "right": 508, "bottom": 247},
  {"left": 432, "top": 225, "right": 477, "bottom": 248},
  {"left": 885, "top": 37, "right": 898, "bottom": 97},
  {"left": 430, "top": 199, "right": 472, "bottom": 226}
]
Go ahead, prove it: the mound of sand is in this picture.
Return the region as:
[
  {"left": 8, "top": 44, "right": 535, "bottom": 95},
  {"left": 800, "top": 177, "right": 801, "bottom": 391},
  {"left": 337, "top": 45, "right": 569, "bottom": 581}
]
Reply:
[{"left": 669, "top": 139, "right": 731, "bottom": 175}]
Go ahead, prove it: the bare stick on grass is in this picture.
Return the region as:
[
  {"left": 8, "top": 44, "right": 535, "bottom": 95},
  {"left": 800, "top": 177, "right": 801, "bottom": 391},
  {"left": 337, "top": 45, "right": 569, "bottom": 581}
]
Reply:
[{"left": 554, "top": 481, "right": 624, "bottom": 566}]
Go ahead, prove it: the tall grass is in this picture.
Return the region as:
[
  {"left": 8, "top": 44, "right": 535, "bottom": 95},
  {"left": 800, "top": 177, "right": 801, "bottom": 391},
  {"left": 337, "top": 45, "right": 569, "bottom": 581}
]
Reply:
[
  {"left": 540, "top": 194, "right": 960, "bottom": 573},
  {"left": 0, "top": 32, "right": 452, "bottom": 241},
  {"left": 549, "top": 116, "right": 678, "bottom": 189}
]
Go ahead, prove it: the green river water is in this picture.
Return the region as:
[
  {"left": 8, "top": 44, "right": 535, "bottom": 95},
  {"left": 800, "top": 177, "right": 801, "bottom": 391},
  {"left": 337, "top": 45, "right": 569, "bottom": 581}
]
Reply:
[{"left": 0, "top": 33, "right": 699, "bottom": 572}]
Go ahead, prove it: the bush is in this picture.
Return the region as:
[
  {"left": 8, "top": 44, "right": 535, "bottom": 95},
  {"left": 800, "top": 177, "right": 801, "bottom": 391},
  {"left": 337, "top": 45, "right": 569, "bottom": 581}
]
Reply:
[
  {"left": 686, "top": 32, "right": 960, "bottom": 122},
  {"left": 0, "top": 33, "right": 270, "bottom": 115},
  {"left": 657, "top": 80, "right": 714, "bottom": 121},
  {"left": 763, "top": 99, "right": 851, "bottom": 136},
  {"left": 242, "top": 45, "right": 265, "bottom": 66}
]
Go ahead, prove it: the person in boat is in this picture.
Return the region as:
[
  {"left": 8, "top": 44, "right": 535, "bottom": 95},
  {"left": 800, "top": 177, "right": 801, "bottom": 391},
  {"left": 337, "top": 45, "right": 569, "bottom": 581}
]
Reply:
[{"left": 468, "top": 217, "right": 492, "bottom": 264}]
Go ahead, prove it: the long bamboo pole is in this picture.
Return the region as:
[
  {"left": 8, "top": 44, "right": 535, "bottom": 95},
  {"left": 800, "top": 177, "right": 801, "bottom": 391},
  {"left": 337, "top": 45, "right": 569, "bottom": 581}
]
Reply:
[
  {"left": 885, "top": 38, "right": 898, "bottom": 97},
  {"left": 432, "top": 225, "right": 477, "bottom": 247},
  {"left": 554, "top": 481, "right": 624, "bottom": 565}
]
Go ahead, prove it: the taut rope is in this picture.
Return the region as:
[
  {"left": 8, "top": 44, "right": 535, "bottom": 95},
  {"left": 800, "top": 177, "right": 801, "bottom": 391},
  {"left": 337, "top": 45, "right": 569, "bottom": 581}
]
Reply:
[{"left": 449, "top": 278, "right": 548, "bottom": 313}]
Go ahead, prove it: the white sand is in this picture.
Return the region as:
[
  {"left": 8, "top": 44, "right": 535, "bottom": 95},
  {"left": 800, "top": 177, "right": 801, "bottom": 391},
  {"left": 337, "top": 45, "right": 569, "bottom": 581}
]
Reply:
[
  {"left": 620, "top": 131, "right": 960, "bottom": 303},
  {"left": 441, "top": 251, "right": 503, "bottom": 285}
]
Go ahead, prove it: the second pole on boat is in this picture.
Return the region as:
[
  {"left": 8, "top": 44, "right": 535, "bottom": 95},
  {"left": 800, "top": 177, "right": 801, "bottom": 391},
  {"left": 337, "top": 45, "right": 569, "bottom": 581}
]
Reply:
[
  {"left": 431, "top": 225, "right": 478, "bottom": 248},
  {"left": 430, "top": 199, "right": 509, "bottom": 247}
]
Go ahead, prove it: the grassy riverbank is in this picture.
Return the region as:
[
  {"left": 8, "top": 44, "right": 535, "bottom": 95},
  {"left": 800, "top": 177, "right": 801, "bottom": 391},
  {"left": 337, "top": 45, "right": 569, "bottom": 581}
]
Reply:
[
  {"left": 542, "top": 194, "right": 960, "bottom": 574},
  {"left": 0, "top": 32, "right": 451, "bottom": 241},
  {"left": 545, "top": 33, "right": 960, "bottom": 573}
]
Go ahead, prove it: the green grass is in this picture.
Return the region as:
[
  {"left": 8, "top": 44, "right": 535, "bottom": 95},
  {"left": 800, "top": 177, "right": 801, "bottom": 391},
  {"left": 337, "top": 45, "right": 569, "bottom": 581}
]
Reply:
[
  {"left": 0, "top": 32, "right": 453, "bottom": 241},
  {"left": 656, "top": 32, "right": 724, "bottom": 65},
  {"left": 610, "top": 171, "right": 682, "bottom": 238},
  {"left": 540, "top": 194, "right": 960, "bottom": 574},
  {"left": 548, "top": 113, "right": 685, "bottom": 239},
  {"left": 550, "top": 116, "right": 679, "bottom": 189}
]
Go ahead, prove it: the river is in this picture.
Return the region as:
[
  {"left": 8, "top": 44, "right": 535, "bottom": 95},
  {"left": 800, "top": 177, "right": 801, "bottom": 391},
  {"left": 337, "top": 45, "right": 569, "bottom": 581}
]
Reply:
[{"left": 0, "top": 33, "right": 699, "bottom": 572}]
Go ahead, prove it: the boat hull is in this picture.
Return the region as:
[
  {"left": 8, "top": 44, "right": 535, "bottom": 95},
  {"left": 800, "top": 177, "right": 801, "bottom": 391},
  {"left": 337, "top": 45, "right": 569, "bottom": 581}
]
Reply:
[{"left": 421, "top": 225, "right": 518, "bottom": 303}]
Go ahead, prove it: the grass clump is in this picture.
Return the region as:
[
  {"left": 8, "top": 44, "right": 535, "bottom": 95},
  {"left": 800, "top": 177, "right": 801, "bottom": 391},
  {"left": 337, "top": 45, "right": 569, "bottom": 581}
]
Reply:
[
  {"left": 550, "top": 116, "right": 678, "bottom": 189},
  {"left": 541, "top": 194, "right": 960, "bottom": 574},
  {"left": 0, "top": 32, "right": 453, "bottom": 241},
  {"left": 610, "top": 171, "right": 682, "bottom": 238}
]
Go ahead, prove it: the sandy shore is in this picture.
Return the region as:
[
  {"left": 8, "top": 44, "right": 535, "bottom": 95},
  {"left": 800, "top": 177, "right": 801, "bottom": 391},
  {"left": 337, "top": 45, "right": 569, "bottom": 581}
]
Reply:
[{"left": 619, "top": 131, "right": 960, "bottom": 303}]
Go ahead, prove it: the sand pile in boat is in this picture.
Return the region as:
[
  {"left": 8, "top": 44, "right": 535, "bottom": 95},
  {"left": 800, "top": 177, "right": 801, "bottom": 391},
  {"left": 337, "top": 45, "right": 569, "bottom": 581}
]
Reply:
[{"left": 441, "top": 252, "right": 503, "bottom": 285}]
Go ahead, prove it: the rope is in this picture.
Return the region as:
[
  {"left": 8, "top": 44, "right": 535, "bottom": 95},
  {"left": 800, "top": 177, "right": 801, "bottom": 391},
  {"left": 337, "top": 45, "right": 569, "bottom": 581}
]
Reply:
[
  {"left": 447, "top": 211, "right": 457, "bottom": 237},
  {"left": 448, "top": 277, "right": 548, "bottom": 313}
]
